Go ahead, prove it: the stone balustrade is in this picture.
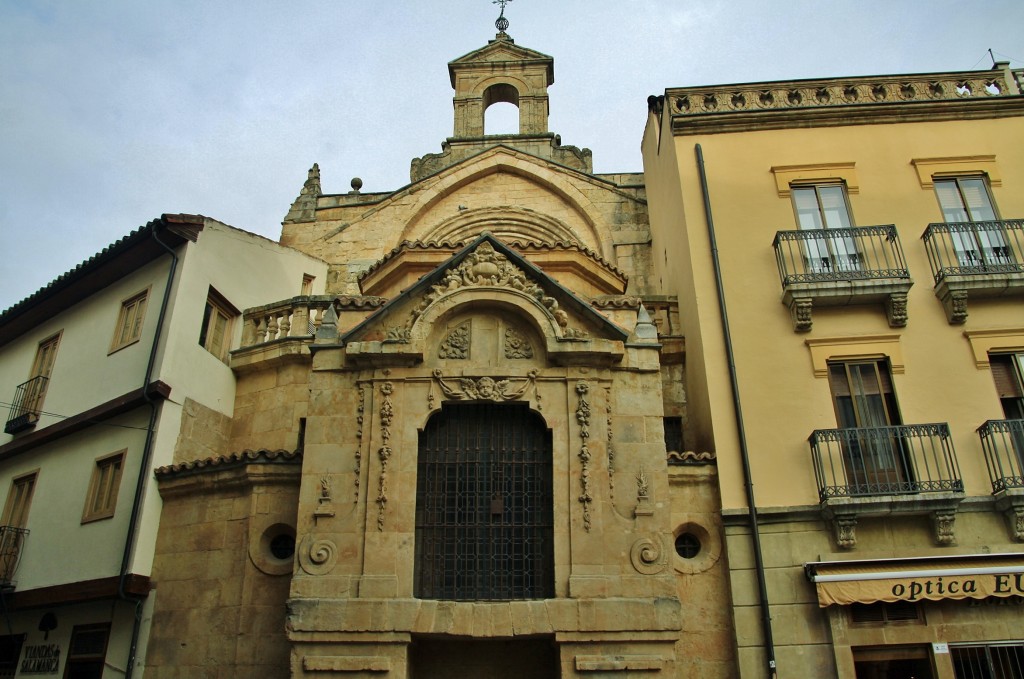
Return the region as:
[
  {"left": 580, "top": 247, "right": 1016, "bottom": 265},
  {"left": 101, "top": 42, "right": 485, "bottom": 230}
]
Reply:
[{"left": 240, "top": 296, "right": 337, "bottom": 348}]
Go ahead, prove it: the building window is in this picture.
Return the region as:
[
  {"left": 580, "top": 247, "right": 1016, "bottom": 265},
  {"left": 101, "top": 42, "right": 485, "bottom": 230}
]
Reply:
[
  {"left": 198, "top": 288, "right": 237, "bottom": 362},
  {"left": 828, "top": 360, "right": 912, "bottom": 494},
  {"left": 934, "top": 176, "right": 1012, "bottom": 267},
  {"left": 935, "top": 177, "right": 998, "bottom": 223},
  {"left": 1, "top": 472, "right": 37, "bottom": 530},
  {"left": 0, "top": 472, "right": 36, "bottom": 586},
  {"left": 850, "top": 601, "right": 922, "bottom": 625},
  {"left": 63, "top": 624, "right": 110, "bottom": 679},
  {"left": 990, "top": 353, "right": 1024, "bottom": 420},
  {"left": 415, "top": 402, "right": 554, "bottom": 601},
  {"left": 301, "top": 274, "right": 315, "bottom": 295},
  {"left": 791, "top": 183, "right": 860, "bottom": 274},
  {"left": 110, "top": 289, "right": 149, "bottom": 353},
  {"left": 5, "top": 333, "right": 62, "bottom": 434},
  {"left": 951, "top": 643, "right": 1024, "bottom": 679},
  {"left": 81, "top": 451, "right": 125, "bottom": 523}
]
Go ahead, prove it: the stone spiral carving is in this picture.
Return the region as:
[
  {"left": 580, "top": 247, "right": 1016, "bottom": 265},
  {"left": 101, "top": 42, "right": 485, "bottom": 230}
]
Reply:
[
  {"left": 298, "top": 536, "right": 338, "bottom": 575},
  {"left": 630, "top": 535, "right": 667, "bottom": 575}
]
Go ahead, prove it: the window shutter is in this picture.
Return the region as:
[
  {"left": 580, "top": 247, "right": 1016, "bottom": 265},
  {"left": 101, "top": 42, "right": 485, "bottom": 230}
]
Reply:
[{"left": 991, "top": 355, "right": 1024, "bottom": 399}]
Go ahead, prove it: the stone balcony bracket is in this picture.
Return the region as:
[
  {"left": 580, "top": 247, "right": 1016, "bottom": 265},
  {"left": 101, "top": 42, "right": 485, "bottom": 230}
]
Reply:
[
  {"left": 783, "top": 281, "right": 911, "bottom": 332},
  {"left": 821, "top": 491, "right": 964, "bottom": 549},
  {"left": 935, "top": 272, "right": 1024, "bottom": 325},
  {"left": 993, "top": 488, "right": 1024, "bottom": 542}
]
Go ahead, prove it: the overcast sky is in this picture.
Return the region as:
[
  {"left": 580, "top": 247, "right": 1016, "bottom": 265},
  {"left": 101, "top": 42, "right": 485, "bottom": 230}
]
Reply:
[{"left": 1, "top": 0, "right": 1021, "bottom": 312}]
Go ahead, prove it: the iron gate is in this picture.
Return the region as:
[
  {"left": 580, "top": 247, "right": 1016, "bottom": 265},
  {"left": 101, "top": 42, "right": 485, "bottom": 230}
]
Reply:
[{"left": 414, "top": 402, "right": 554, "bottom": 600}]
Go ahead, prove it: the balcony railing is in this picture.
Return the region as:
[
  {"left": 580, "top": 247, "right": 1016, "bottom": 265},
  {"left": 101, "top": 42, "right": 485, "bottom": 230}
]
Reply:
[
  {"left": 4, "top": 375, "right": 48, "bottom": 435},
  {"left": 774, "top": 225, "right": 909, "bottom": 285},
  {"left": 811, "top": 424, "right": 963, "bottom": 501},
  {"left": 978, "top": 419, "right": 1024, "bottom": 493},
  {"left": 922, "top": 219, "right": 1024, "bottom": 285},
  {"left": 240, "top": 296, "right": 337, "bottom": 348},
  {"left": 0, "top": 526, "right": 29, "bottom": 588},
  {"left": 773, "top": 225, "right": 912, "bottom": 330}
]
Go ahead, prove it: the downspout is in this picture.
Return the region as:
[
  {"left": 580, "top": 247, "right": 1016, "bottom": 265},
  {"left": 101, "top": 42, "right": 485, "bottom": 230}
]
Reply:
[
  {"left": 118, "top": 218, "right": 179, "bottom": 679},
  {"left": 695, "top": 144, "right": 777, "bottom": 676}
]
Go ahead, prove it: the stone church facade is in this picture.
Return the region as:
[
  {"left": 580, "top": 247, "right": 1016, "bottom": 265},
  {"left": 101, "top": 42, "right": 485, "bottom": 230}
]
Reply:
[{"left": 145, "top": 31, "right": 734, "bottom": 678}]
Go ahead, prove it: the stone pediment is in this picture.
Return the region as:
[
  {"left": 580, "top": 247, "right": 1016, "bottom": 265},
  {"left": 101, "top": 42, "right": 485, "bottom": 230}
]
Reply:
[
  {"left": 448, "top": 37, "right": 554, "bottom": 85},
  {"left": 358, "top": 238, "right": 627, "bottom": 300},
  {"left": 331, "top": 234, "right": 628, "bottom": 367}
]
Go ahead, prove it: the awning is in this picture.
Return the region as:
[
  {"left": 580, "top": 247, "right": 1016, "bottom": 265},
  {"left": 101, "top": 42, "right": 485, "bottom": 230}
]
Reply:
[{"left": 805, "top": 553, "right": 1024, "bottom": 607}]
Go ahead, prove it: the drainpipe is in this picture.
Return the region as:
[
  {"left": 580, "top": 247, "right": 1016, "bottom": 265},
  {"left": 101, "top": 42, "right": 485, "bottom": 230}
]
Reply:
[
  {"left": 118, "top": 217, "right": 180, "bottom": 678},
  {"left": 695, "top": 144, "right": 777, "bottom": 677}
]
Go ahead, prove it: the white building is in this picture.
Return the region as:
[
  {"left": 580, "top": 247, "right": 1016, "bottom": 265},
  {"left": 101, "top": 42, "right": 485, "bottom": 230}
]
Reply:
[{"left": 0, "top": 214, "right": 327, "bottom": 678}]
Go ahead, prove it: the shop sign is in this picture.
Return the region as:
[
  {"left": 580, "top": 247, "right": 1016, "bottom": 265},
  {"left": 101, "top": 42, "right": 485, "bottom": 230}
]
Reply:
[
  {"left": 20, "top": 644, "right": 60, "bottom": 674},
  {"left": 806, "top": 555, "right": 1024, "bottom": 607}
]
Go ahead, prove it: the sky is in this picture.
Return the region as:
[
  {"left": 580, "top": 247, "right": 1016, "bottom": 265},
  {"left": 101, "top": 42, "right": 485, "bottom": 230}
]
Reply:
[{"left": 1, "top": 0, "right": 1022, "bottom": 312}]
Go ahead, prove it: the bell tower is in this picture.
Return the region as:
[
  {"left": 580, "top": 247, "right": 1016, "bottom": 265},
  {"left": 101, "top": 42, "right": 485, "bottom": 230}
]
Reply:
[
  {"left": 447, "top": 29, "right": 554, "bottom": 138},
  {"left": 409, "top": 9, "right": 591, "bottom": 183}
]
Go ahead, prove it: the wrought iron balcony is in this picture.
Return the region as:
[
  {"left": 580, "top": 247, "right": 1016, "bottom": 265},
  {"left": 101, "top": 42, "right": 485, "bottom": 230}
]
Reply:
[
  {"left": 4, "top": 375, "right": 48, "bottom": 435},
  {"left": 0, "top": 526, "right": 29, "bottom": 588},
  {"left": 811, "top": 424, "right": 964, "bottom": 548},
  {"left": 921, "top": 219, "right": 1024, "bottom": 323},
  {"left": 978, "top": 419, "right": 1024, "bottom": 493},
  {"left": 810, "top": 424, "right": 962, "bottom": 501},
  {"left": 979, "top": 419, "right": 1024, "bottom": 541},
  {"left": 773, "top": 225, "right": 912, "bottom": 331}
]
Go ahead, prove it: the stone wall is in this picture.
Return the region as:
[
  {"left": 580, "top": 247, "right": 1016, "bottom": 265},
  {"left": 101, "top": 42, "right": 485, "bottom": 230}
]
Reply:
[{"left": 146, "top": 457, "right": 301, "bottom": 678}]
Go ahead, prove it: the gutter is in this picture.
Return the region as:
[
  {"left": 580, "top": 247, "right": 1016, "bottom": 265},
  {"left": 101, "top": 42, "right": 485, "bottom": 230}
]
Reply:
[
  {"left": 695, "top": 144, "right": 777, "bottom": 677},
  {"left": 117, "top": 216, "right": 187, "bottom": 678}
]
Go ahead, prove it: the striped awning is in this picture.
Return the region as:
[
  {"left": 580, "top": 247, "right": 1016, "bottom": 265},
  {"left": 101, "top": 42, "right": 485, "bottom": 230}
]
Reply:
[{"left": 805, "top": 553, "right": 1024, "bottom": 607}]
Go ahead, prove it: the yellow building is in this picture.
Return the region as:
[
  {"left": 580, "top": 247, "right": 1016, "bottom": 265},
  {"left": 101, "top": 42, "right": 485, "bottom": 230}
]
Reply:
[{"left": 643, "top": 65, "right": 1024, "bottom": 677}]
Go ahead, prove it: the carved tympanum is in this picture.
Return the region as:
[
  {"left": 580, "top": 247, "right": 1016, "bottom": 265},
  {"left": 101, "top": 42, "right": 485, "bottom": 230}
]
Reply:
[{"left": 386, "top": 242, "right": 587, "bottom": 342}]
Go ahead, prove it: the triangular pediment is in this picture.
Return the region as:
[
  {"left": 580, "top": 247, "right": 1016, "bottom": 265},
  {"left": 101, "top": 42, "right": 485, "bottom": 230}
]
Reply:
[
  {"left": 335, "top": 234, "right": 628, "bottom": 364},
  {"left": 449, "top": 38, "right": 553, "bottom": 67},
  {"left": 448, "top": 37, "right": 554, "bottom": 86}
]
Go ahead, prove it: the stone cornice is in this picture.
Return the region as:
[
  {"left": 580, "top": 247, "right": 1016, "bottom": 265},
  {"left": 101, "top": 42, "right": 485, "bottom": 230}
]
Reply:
[{"left": 664, "top": 69, "right": 1024, "bottom": 135}]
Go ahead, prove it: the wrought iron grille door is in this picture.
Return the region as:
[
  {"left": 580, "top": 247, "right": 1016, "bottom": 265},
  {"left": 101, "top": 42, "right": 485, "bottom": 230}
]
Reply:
[{"left": 415, "top": 402, "right": 554, "bottom": 600}]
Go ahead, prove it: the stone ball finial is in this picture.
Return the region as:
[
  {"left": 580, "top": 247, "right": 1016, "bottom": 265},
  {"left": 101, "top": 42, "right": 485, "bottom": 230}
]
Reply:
[{"left": 350, "top": 177, "right": 363, "bottom": 193}]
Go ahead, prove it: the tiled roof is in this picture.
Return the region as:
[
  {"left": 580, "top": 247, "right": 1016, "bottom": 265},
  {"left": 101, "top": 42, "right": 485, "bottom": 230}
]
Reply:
[{"left": 154, "top": 449, "right": 301, "bottom": 478}]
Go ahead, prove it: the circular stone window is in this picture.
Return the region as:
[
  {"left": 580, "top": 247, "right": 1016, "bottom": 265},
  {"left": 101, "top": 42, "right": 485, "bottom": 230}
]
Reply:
[
  {"left": 269, "top": 533, "right": 296, "bottom": 560},
  {"left": 674, "top": 532, "right": 701, "bottom": 559},
  {"left": 672, "top": 521, "right": 721, "bottom": 575},
  {"left": 250, "top": 523, "right": 297, "bottom": 575}
]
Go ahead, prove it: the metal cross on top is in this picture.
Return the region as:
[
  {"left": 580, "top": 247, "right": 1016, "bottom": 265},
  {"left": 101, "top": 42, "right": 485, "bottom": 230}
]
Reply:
[{"left": 493, "top": 0, "right": 512, "bottom": 32}]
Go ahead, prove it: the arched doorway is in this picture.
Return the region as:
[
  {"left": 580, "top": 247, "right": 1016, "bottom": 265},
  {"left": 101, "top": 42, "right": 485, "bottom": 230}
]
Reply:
[{"left": 414, "top": 402, "right": 554, "bottom": 601}]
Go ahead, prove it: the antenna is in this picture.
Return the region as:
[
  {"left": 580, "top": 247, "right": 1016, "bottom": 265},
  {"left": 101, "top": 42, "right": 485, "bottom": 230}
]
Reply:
[{"left": 989, "top": 48, "right": 996, "bottom": 67}]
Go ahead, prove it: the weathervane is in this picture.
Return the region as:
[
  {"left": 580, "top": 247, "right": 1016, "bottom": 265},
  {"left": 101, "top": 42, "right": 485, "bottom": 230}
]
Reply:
[{"left": 493, "top": 0, "right": 512, "bottom": 33}]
